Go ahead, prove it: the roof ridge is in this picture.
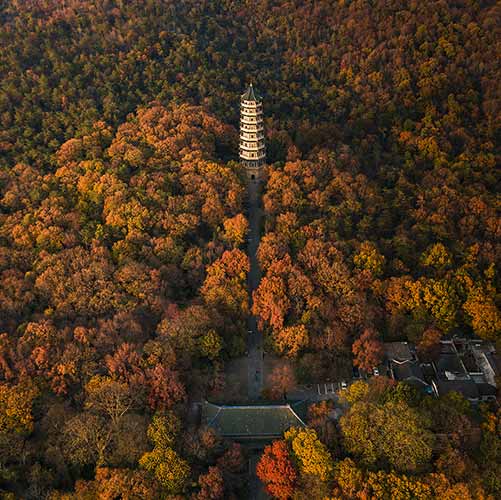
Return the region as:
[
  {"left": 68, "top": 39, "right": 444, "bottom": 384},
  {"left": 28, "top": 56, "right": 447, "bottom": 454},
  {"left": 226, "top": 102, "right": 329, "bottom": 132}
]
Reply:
[
  {"left": 288, "top": 401, "right": 307, "bottom": 427},
  {"left": 203, "top": 401, "right": 223, "bottom": 426},
  {"left": 219, "top": 404, "right": 292, "bottom": 410},
  {"left": 391, "top": 358, "right": 414, "bottom": 364}
]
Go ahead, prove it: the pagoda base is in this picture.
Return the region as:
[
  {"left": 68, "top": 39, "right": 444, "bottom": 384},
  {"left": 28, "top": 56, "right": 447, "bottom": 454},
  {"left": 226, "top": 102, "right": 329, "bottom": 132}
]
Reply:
[{"left": 241, "top": 160, "right": 264, "bottom": 182}]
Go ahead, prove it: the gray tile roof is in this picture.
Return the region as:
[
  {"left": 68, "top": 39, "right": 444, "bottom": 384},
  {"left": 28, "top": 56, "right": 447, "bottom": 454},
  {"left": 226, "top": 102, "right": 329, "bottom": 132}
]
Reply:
[
  {"left": 436, "top": 354, "right": 467, "bottom": 378},
  {"left": 384, "top": 342, "right": 413, "bottom": 362},
  {"left": 435, "top": 379, "right": 479, "bottom": 400},
  {"left": 203, "top": 401, "right": 306, "bottom": 438},
  {"left": 476, "top": 383, "right": 497, "bottom": 398},
  {"left": 391, "top": 359, "right": 426, "bottom": 384}
]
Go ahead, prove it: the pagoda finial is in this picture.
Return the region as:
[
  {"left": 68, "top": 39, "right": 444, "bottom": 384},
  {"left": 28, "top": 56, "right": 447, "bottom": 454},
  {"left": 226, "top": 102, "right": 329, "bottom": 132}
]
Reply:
[{"left": 241, "top": 83, "right": 258, "bottom": 102}]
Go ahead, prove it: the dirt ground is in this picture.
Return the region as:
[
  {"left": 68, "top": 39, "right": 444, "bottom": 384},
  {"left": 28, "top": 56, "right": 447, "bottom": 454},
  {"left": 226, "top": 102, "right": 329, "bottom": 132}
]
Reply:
[
  {"left": 221, "top": 356, "right": 249, "bottom": 402},
  {"left": 262, "top": 354, "right": 294, "bottom": 390},
  {"left": 221, "top": 354, "right": 296, "bottom": 402},
  {"left": 220, "top": 351, "right": 353, "bottom": 403}
]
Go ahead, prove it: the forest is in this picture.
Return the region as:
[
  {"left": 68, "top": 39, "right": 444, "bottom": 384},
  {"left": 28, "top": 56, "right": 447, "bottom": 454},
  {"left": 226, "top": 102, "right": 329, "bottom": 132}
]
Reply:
[{"left": 0, "top": 0, "right": 499, "bottom": 498}]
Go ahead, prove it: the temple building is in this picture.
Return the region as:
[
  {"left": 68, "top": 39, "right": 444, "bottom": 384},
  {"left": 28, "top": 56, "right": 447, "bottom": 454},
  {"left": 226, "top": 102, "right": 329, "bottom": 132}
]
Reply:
[
  {"left": 240, "top": 84, "right": 266, "bottom": 180},
  {"left": 202, "top": 400, "right": 306, "bottom": 443}
]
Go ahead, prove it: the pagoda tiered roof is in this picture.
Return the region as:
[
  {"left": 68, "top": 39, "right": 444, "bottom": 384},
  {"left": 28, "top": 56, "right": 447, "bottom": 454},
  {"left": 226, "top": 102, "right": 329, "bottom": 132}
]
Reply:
[{"left": 241, "top": 83, "right": 261, "bottom": 102}]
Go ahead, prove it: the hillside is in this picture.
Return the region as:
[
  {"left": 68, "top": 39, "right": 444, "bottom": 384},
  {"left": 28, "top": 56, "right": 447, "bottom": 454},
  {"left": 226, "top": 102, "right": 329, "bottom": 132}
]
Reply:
[{"left": 0, "top": 1, "right": 499, "bottom": 498}]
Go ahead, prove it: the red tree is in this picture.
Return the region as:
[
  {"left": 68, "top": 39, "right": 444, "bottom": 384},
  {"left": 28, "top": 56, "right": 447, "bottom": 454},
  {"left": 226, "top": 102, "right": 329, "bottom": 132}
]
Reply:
[
  {"left": 196, "top": 466, "right": 225, "bottom": 499},
  {"left": 417, "top": 327, "right": 442, "bottom": 362},
  {"left": 145, "top": 364, "right": 185, "bottom": 411},
  {"left": 256, "top": 440, "right": 297, "bottom": 499},
  {"left": 268, "top": 364, "right": 296, "bottom": 400},
  {"left": 352, "top": 328, "right": 384, "bottom": 373},
  {"left": 217, "top": 443, "right": 244, "bottom": 474}
]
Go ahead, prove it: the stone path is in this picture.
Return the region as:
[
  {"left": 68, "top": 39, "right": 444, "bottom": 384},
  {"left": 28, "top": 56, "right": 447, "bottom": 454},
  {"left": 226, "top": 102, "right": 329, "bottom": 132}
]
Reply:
[
  {"left": 247, "top": 179, "right": 264, "bottom": 400},
  {"left": 245, "top": 179, "right": 269, "bottom": 500}
]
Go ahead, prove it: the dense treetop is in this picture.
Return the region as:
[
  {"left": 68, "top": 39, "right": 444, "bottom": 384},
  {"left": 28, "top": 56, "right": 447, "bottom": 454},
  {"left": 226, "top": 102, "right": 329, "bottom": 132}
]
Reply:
[
  {"left": 0, "top": 101, "right": 249, "bottom": 496},
  {"left": 0, "top": 0, "right": 499, "bottom": 498},
  {"left": 1, "top": 1, "right": 499, "bottom": 170}
]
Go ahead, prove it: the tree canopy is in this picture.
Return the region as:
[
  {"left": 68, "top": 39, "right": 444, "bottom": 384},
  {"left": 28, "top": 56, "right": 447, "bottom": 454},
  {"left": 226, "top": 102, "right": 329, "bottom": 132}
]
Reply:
[{"left": 0, "top": 0, "right": 499, "bottom": 497}]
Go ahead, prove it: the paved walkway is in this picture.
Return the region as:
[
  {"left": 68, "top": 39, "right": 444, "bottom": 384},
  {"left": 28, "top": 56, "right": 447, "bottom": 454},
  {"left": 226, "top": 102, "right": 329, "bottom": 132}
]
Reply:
[
  {"left": 245, "top": 179, "right": 268, "bottom": 499},
  {"left": 247, "top": 180, "right": 264, "bottom": 400},
  {"left": 248, "top": 452, "right": 269, "bottom": 499}
]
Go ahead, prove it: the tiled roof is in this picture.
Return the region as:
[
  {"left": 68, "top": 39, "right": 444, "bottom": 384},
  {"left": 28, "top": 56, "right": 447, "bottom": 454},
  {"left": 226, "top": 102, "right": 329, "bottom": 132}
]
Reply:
[
  {"left": 436, "top": 354, "right": 467, "bottom": 378},
  {"left": 384, "top": 342, "right": 413, "bottom": 362},
  {"left": 391, "top": 360, "right": 426, "bottom": 384},
  {"left": 435, "top": 379, "right": 479, "bottom": 400},
  {"left": 476, "top": 383, "right": 497, "bottom": 398},
  {"left": 203, "top": 401, "right": 306, "bottom": 438},
  {"left": 485, "top": 353, "right": 501, "bottom": 375}
]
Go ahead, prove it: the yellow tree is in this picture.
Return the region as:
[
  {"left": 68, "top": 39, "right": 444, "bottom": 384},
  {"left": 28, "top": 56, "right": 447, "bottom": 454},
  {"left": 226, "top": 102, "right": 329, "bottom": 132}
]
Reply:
[
  {"left": 463, "top": 285, "right": 501, "bottom": 341},
  {"left": 421, "top": 279, "right": 460, "bottom": 331},
  {"left": 340, "top": 401, "right": 433, "bottom": 472},
  {"left": 201, "top": 249, "right": 249, "bottom": 317},
  {"left": 223, "top": 213, "right": 248, "bottom": 247},
  {"left": 284, "top": 427, "right": 333, "bottom": 481},
  {"left": 421, "top": 242, "right": 452, "bottom": 270},
  {"left": 333, "top": 458, "right": 364, "bottom": 499},
  {"left": 0, "top": 381, "right": 38, "bottom": 435},
  {"left": 354, "top": 241, "right": 385, "bottom": 277},
  {"left": 274, "top": 324, "right": 309, "bottom": 357},
  {"left": 339, "top": 380, "right": 369, "bottom": 405},
  {"left": 366, "top": 470, "right": 431, "bottom": 500},
  {"left": 199, "top": 329, "right": 223, "bottom": 360},
  {"left": 139, "top": 413, "right": 190, "bottom": 494}
]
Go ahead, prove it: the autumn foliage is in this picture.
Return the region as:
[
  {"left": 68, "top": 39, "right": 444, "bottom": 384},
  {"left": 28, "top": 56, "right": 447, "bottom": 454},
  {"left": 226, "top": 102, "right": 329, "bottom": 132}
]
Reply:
[
  {"left": 0, "top": 0, "right": 499, "bottom": 497},
  {"left": 0, "top": 101, "right": 248, "bottom": 496},
  {"left": 352, "top": 329, "right": 384, "bottom": 374},
  {"left": 256, "top": 440, "right": 297, "bottom": 499}
]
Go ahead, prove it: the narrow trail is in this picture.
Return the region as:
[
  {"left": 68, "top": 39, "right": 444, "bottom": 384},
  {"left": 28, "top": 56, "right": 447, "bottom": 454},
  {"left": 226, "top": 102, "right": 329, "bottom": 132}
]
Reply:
[
  {"left": 245, "top": 179, "right": 269, "bottom": 500},
  {"left": 247, "top": 179, "right": 264, "bottom": 400}
]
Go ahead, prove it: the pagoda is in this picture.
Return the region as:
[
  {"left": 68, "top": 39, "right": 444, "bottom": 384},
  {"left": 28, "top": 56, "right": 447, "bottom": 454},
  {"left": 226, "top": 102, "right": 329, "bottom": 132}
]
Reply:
[{"left": 239, "top": 84, "right": 266, "bottom": 180}]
